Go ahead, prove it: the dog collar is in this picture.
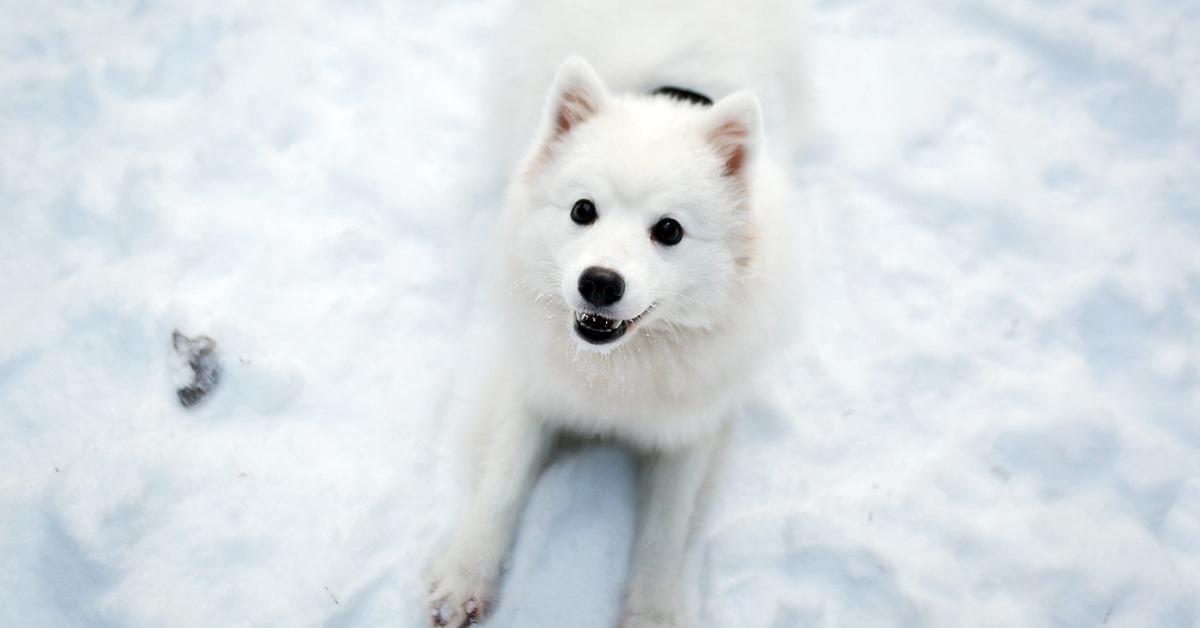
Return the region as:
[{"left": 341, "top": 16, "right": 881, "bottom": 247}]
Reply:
[{"left": 650, "top": 86, "right": 713, "bottom": 107}]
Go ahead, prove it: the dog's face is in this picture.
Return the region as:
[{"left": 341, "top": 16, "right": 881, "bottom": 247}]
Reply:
[{"left": 509, "top": 57, "right": 763, "bottom": 353}]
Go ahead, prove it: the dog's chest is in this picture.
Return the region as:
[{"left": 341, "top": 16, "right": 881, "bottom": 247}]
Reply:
[{"left": 523, "top": 347, "right": 733, "bottom": 446}]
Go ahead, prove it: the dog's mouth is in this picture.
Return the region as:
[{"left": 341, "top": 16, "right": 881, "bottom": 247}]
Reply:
[{"left": 573, "top": 308, "right": 649, "bottom": 345}]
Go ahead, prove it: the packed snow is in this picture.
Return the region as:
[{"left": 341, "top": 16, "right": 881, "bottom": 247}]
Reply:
[{"left": 1, "top": 1, "right": 1197, "bottom": 627}]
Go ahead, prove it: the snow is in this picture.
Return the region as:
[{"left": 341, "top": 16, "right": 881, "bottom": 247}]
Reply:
[{"left": 1, "top": 1, "right": 1197, "bottom": 627}]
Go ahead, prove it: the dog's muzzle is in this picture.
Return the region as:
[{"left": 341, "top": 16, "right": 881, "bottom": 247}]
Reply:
[{"left": 574, "top": 310, "right": 629, "bottom": 345}]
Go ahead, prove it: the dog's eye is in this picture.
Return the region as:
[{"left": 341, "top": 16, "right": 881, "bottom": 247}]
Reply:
[
  {"left": 570, "top": 199, "right": 597, "bottom": 225},
  {"left": 651, "top": 217, "right": 684, "bottom": 246}
]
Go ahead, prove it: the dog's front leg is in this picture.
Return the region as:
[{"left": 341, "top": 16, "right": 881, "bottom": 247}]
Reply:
[
  {"left": 621, "top": 431, "right": 722, "bottom": 628},
  {"left": 424, "top": 386, "right": 551, "bottom": 627}
]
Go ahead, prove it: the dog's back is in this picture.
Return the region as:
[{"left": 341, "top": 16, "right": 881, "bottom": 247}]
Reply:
[{"left": 486, "top": 0, "right": 808, "bottom": 175}]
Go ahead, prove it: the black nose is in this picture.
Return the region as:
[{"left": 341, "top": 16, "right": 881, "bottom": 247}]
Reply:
[{"left": 578, "top": 267, "right": 625, "bottom": 307}]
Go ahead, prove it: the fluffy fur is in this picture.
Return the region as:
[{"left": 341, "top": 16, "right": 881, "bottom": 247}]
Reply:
[{"left": 425, "top": 1, "right": 803, "bottom": 626}]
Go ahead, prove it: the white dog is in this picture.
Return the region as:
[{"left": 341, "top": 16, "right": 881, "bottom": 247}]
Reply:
[{"left": 425, "top": 1, "right": 804, "bottom": 625}]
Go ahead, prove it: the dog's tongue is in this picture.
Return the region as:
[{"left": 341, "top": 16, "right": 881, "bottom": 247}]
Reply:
[{"left": 577, "top": 312, "right": 621, "bottom": 332}]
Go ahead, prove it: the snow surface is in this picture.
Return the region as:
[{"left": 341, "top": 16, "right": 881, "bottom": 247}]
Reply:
[{"left": 1, "top": 1, "right": 1198, "bottom": 627}]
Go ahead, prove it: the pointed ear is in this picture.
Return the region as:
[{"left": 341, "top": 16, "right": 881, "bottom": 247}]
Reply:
[
  {"left": 705, "top": 91, "right": 763, "bottom": 180},
  {"left": 542, "top": 56, "right": 608, "bottom": 142}
]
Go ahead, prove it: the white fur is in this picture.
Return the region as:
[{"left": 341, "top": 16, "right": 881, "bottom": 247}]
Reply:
[
  {"left": 425, "top": 2, "right": 802, "bottom": 626},
  {"left": 484, "top": 0, "right": 809, "bottom": 177}
]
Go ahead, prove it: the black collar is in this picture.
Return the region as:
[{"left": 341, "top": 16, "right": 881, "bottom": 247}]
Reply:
[{"left": 650, "top": 86, "right": 713, "bottom": 107}]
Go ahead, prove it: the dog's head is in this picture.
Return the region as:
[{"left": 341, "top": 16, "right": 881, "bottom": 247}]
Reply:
[{"left": 507, "top": 57, "right": 764, "bottom": 353}]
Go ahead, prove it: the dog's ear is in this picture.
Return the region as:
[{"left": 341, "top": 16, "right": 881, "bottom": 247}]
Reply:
[
  {"left": 705, "top": 91, "right": 763, "bottom": 180},
  {"left": 542, "top": 56, "right": 608, "bottom": 142}
]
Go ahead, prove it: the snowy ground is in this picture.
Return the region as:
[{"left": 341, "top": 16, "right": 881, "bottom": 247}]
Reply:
[{"left": 1, "top": 1, "right": 1198, "bottom": 627}]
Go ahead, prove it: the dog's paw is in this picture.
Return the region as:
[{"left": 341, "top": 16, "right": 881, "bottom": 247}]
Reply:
[
  {"left": 619, "top": 606, "right": 687, "bottom": 628},
  {"left": 427, "top": 594, "right": 489, "bottom": 627},
  {"left": 423, "top": 559, "right": 495, "bottom": 627}
]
